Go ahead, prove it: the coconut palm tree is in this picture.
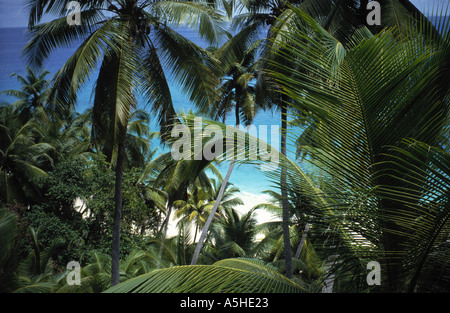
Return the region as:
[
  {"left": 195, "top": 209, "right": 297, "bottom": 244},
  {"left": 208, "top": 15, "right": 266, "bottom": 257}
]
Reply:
[
  {"left": 116, "top": 1, "right": 450, "bottom": 293},
  {"left": 123, "top": 110, "right": 156, "bottom": 169},
  {"left": 31, "top": 106, "right": 92, "bottom": 164},
  {"left": 0, "top": 208, "right": 19, "bottom": 292},
  {"left": 0, "top": 66, "right": 51, "bottom": 123},
  {"left": 139, "top": 144, "right": 224, "bottom": 256},
  {"left": 173, "top": 184, "right": 216, "bottom": 243},
  {"left": 80, "top": 108, "right": 157, "bottom": 169},
  {"left": 206, "top": 207, "right": 260, "bottom": 260},
  {"left": 266, "top": 5, "right": 450, "bottom": 292},
  {"left": 25, "top": 0, "right": 226, "bottom": 286},
  {"left": 188, "top": 32, "right": 264, "bottom": 266},
  {"left": 207, "top": 37, "right": 262, "bottom": 126},
  {"left": 145, "top": 219, "right": 195, "bottom": 268},
  {"left": 231, "top": 0, "right": 436, "bottom": 281},
  {"left": 253, "top": 189, "right": 313, "bottom": 261},
  {"left": 173, "top": 179, "right": 243, "bottom": 243},
  {"left": 105, "top": 257, "right": 305, "bottom": 293},
  {"left": 12, "top": 226, "right": 65, "bottom": 293},
  {"left": 0, "top": 105, "right": 54, "bottom": 204}
]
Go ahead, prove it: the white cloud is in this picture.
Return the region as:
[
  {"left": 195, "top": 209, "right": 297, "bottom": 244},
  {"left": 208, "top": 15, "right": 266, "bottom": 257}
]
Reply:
[
  {"left": 166, "top": 190, "right": 279, "bottom": 238},
  {"left": 234, "top": 191, "right": 279, "bottom": 224}
]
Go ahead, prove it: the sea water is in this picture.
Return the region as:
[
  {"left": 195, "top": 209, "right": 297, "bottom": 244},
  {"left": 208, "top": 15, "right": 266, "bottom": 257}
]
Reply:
[{"left": 0, "top": 26, "right": 287, "bottom": 219}]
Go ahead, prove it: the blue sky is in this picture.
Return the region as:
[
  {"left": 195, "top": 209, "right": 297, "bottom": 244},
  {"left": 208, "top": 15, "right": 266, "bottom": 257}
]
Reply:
[{"left": 0, "top": 0, "right": 443, "bottom": 28}]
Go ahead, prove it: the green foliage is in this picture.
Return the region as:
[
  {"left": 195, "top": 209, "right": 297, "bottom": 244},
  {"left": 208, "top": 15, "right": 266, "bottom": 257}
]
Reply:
[
  {"left": 265, "top": 4, "right": 450, "bottom": 292},
  {"left": 1, "top": 0, "right": 448, "bottom": 294},
  {"left": 20, "top": 206, "right": 87, "bottom": 267},
  {"left": 104, "top": 258, "right": 305, "bottom": 293},
  {"left": 0, "top": 208, "right": 19, "bottom": 292},
  {"left": 206, "top": 208, "right": 260, "bottom": 261},
  {"left": 82, "top": 155, "right": 164, "bottom": 256},
  {"left": 0, "top": 66, "right": 51, "bottom": 122},
  {"left": 0, "top": 104, "right": 54, "bottom": 204}
]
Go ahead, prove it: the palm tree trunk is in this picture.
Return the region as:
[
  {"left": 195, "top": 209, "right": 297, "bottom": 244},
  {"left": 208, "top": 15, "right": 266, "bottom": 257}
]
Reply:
[
  {"left": 193, "top": 224, "right": 199, "bottom": 243},
  {"left": 159, "top": 202, "right": 173, "bottom": 260},
  {"left": 281, "top": 103, "right": 293, "bottom": 279},
  {"left": 321, "top": 258, "right": 337, "bottom": 293},
  {"left": 191, "top": 160, "right": 235, "bottom": 265},
  {"left": 111, "top": 134, "right": 126, "bottom": 286},
  {"left": 190, "top": 103, "right": 241, "bottom": 265},
  {"left": 294, "top": 223, "right": 311, "bottom": 259}
]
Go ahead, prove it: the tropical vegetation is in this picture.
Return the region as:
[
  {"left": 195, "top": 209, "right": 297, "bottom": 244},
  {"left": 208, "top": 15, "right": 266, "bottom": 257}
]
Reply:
[{"left": 0, "top": 0, "right": 448, "bottom": 294}]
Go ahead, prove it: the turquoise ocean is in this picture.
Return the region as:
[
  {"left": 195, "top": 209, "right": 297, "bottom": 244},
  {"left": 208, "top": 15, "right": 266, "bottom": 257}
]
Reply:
[{"left": 0, "top": 26, "right": 285, "bottom": 213}]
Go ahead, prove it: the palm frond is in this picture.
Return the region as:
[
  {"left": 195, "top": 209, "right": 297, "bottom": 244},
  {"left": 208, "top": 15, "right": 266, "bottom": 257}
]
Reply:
[
  {"left": 24, "top": 9, "right": 107, "bottom": 68},
  {"left": 153, "top": 0, "right": 227, "bottom": 45},
  {"left": 104, "top": 258, "right": 305, "bottom": 293},
  {"left": 264, "top": 4, "right": 449, "bottom": 291},
  {"left": 153, "top": 24, "right": 220, "bottom": 113}
]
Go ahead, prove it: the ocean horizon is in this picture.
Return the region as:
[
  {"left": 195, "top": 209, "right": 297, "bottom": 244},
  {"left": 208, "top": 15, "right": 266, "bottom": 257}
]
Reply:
[{"left": 0, "top": 26, "right": 284, "bottom": 227}]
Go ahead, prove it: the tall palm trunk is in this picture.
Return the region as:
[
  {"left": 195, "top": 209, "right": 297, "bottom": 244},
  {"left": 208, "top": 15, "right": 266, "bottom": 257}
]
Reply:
[
  {"left": 281, "top": 103, "right": 293, "bottom": 279},
  {"left": 158, "top": 201, "right": 173, "bottom": 261},
  {"left": 294, "top": 223, "right": 311, "bottom": 259},
  {"left": 193, "top": 224, "right": 199, "bottom": 243},
  {"left": 190, "top": 97, "right": 242, "bottom": 265},
  {"left": 111, "top": 131, "right": 127, "bottom": 286},
  {"left": 191, "top": 160, "right": 235, "bottom": 265}
]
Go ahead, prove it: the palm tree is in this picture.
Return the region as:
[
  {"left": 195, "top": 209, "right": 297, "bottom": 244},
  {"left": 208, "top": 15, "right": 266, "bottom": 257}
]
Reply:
[
  {"left": 267, "top": 5, "right": 449, "bottom": 292},
  {"left": 0, "top": 66, "right": 50, "bottom": 123},
  {"left": 81, "top": 108, "right": 157, "bottom": 169},
  {"left": 146, "top": 1, "right": 450, "bottom": 292},
  {"left": 139, "top": 145, "right": 223, "bottom": 255},
  {"left": 210, "top": 178, "right": 244, "bottom": 212},
  {"left": 145, "top": 219, "right": 195, "bottom": 268},
  {"left": 207, "top": 37, "right": 262, "bottom": 125},
  {"left": 123, "top": 110, "right": 157, "bottom": 169},
  {"left": 231, "top": 0, "right": 434, "bottom": 281},
  {"left": 253, "top": 189, "right": 313, "bottom": 261},
  {"left": 230, "top": 0, "right": 327, "bottom": 279},
  {"left": 173, "top": 184, "right": 216, "bottom": 243},
  {"left": 25, "top": 0, "right": 226, "bottom": 286},
  {"left": 207, "top": 207, "right": 260, "bottom": 260},
  {"left": 174, "top": 179, "right": 243, "bottom": 243},
  {"left": 105, "top": 257, "right": 305, "bottom": 293},
  {"left": 188, "top": 30, "right": 263, "bottom": 266},
  {"left": 31, "top": 106, "right": 92, "bottom": 164},
  {"left": 0, "top": 208, "right": 19, "bottom": 292},
  {"left": 0, "top": 105, "right": 54, "bottom": 204},
  {"left": 12, "top": 226, "right": 64, "bottom": 293}
]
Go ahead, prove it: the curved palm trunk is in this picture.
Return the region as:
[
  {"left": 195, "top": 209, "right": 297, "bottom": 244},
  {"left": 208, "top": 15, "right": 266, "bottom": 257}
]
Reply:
[
  {"left": 280, "top": 104, "right": 293, "bottom": 279},
  {"left": 190, "top": 100, "right": 242, "bottom": 265},
  {"left": 191, "top": 160, "right": 235, "bottom": 265},
  {"left": 294, "top": 223, "right": 311, "bottom": 259},
  {"left": 111, "top": 133, "right": 127, "bottom": 286},
  {"left": 193, "top": 224, "right": 199, "bottom": 244},
  {"left": 158, "top": 202, "right": 173, "bottom": 260}
]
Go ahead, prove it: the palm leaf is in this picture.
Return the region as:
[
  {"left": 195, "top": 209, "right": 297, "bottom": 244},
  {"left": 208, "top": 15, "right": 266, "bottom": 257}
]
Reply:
[
  {"left": 153, "top": 24, "right": 220, "bottom": 113},
  {"left": 139, "top": 41, "right": 178, "bottom": 140},
  {"left": 265, "top": 4, "right": 449, "bottom": 291},
  {"left": 153, "top": 0, "right": 227, "bottom": 45},
  {"left": 45, "top": 18, "right": 126, "bottom": 109},
  {"left": 104, "top": 258, "right": 305, "bottom": 293},
  {"left": 92, "top": 32, "right": 140, "bottom": 165},
  {"left": 24, "top": 9, "right": 107, "bottom": 68}
]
